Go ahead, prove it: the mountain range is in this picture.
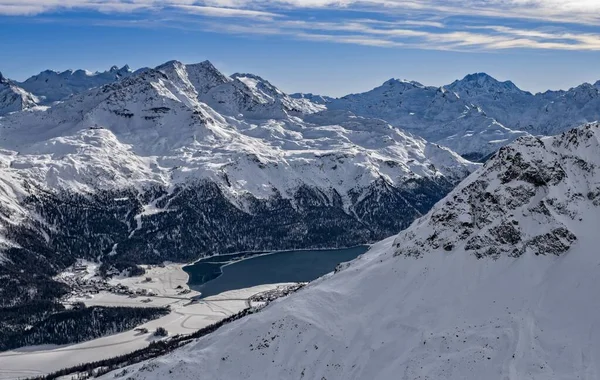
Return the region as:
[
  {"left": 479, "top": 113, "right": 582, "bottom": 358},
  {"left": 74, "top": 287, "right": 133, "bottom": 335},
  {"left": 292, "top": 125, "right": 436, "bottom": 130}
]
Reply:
[
  {"left": 1, "top": 59, "right": 599, "bottom": 378},
  {"left": 3, "top": 65, "right": 600, "bottom": 160},
  {"left": 0, "top": 61, "right": 474, "bottom": 309}
]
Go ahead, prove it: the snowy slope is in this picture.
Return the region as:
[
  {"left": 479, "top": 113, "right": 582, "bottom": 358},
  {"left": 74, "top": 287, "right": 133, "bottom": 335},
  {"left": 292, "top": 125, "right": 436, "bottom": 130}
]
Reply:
[
  {"left": 328, "top": 78, "right": 529, "bottom": 160},
  {"left": 448, "top": 73, "right": 600, "bottom": 136},
  {"left": 0, "top": 72, "right": 39, "bottom": 116},
  {"left": 290, "top": 92, "right": 335, "bottom": 105},
  {"left": 110, "top": 122, "right": 600, "bottom": 380},
  {"left": 17, "top": 65, "right": 132, "bottom": 103}
]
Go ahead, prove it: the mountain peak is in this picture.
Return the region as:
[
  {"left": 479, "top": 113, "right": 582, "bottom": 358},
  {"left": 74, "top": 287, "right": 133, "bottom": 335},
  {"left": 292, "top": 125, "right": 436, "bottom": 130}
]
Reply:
[
  {"left": 382, "top": 78, "right": 423, "bottom": 88},
  {"left": 156, "top": 60, "right": 186, "bottom": 71},
  {"left": 448, "top": 72, "right": 525, "bottom": 96},
  {"left": 231, "top": 72, "right": 279, "bottom": 92},
  {"left": 572, "top": 82, "right": 598, "bottom": 91},
  {"left": 182, "top": 60, "right": 230, "bottom": 95},
  {"left": 231, "top": 72, "right": 266, "bottom": 81},
  {"left": 198, "top": 59, "right": 216, "bottom": 68},
  {"left": 107, "top": 64, "right": 131, "bottom": 74},
  {"left": 463, "top": 72, "right": 495, "bottom": 81},
  {"left": 189, "top": 60, "right": 223, "bottom": 77},
  {"left": 0, "top": 71, "right": 6, "bottom": 84},
  {"left": 17, "top": 65, "right": 133, "bottom": 104}
]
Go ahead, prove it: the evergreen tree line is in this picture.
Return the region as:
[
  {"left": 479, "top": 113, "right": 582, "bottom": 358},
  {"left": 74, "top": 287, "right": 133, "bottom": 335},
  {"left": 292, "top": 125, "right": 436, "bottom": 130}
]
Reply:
[
  {"left": 28, "top": 307, "right": 260, "bottom": 380},
  {"left": 0, "top": 306, "right": 169, "bottom": 351}
]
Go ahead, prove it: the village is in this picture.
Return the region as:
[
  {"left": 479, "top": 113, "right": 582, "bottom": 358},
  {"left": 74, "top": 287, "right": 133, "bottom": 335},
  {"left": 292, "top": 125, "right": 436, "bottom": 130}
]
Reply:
[{"left": 55, "top": 260, "right": 196, "bottom": 306}]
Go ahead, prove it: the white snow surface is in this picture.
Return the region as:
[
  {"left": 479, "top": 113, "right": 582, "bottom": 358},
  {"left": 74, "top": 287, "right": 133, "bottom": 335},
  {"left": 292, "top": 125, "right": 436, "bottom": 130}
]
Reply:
[
  {"left": 0, "top": 61, "right": 476, "bottom": 203},
  {"left": 105, "top": 123, "right": 600, "bottom": 380}
]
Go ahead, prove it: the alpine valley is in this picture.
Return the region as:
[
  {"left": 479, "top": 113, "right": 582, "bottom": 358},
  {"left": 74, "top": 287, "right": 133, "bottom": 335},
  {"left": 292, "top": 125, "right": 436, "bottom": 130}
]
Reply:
[
  {"left": 0, "top": 59, "right": 599, "bottom": 378},
  {"left": 0, "top": 61, "right": 477, "bottom": 312}
]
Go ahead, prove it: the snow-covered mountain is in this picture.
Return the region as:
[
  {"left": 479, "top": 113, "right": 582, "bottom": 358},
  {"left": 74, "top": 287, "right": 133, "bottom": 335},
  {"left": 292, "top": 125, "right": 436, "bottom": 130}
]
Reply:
[
  {"left": 290, "top": 92, "right": 335, "bottom": 105},
  {"left": 448, "top": 73, "right": 600, "bottom": 136},
  {"left": 17, "top": 65, "right": 132, "bottom": 103},
  {"left": 0, "top": 72, "right": 39, "bottom": 115},
  {"left": 156, "top": 60, "right": 326, "bottom": 119},
  {"left": 328, "top": 78, "right": 529, "bottom": 160},
  {"left": 0, "top": 60, "right": 476, "bottom": 308},
  {"left": 111, "top": 122, "right": 600, "bottom": 380},
  {"left": 309, "top": 73, "right": 599, "bottom": 160},
  {"left": 446, "top": 73, "right": 536, "bottom": 132}
]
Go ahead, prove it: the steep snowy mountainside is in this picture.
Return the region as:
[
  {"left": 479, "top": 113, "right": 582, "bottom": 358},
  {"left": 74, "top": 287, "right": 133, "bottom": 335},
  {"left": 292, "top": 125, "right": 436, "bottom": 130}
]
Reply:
[
  {"left": 328, "top": 78, "right": 529, "bottom": 160},
  {"left": 290, "top": 92, "right": 335, "bottom": 105},
  {"left": 111, "top": 122, "right": 600, "bottom": 380},
  {"left": 392, "top": 123, "right": 600, "bottom": 259},
  {"left": 447, "top": 73, "right": 600, "bottom": 136},
  {"left": 531, "top": 83, "right": 600, "bottom": 135},
  {"left": 155, "top": 61, "right": 325, "bottom": 120},
  {"left": 17, "top": 65, "right": 132, "bottom": 104},
  {"left": 446, "top": 73, "right": 537, "bottom": 131},
  {"left": 0, "top": 72, "right": 39, "bottom": 116}
]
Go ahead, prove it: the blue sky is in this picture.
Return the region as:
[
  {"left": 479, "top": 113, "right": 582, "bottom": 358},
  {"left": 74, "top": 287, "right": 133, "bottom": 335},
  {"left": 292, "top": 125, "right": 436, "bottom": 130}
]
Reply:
[{"left": 1, "top": 0, "right": 599, "bottom": 97}]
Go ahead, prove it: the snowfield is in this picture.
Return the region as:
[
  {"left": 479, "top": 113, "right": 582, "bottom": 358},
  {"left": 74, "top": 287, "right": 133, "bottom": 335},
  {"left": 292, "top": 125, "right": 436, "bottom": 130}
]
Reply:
[
  {"left": 99, "top": 123, "right": 600, "bottom": 380},
  {"left": 0, "top": 260, "right": 295, "bottom": 380}
]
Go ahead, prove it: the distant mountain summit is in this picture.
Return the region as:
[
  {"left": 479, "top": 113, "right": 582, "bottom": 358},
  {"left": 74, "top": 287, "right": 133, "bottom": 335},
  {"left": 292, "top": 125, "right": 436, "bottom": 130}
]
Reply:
[
  {"left": 446, "top": 73, "right": 600, "bottom": 136},
  {"left": 448, "top": 72, "right": 526, "bottom": 96},
  {"left": 328, "top": 76, "right": 528, "bottom": 160},
  {"left": 17, "top": 64, "right": 132, "bottom": 103},
  {"left": 0, "top": 71, "right": 39, "bottom": 115}
]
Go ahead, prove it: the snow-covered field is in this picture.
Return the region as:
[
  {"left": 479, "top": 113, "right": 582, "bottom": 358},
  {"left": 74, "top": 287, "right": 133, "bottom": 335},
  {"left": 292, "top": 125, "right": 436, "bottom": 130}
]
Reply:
[{"left": 0, "top": 262, "right": 293, "bottom": 380}]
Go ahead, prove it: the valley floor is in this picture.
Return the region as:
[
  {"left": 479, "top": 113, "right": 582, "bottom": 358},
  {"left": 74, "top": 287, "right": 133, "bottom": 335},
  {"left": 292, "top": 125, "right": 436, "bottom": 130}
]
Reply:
[{"left": 0, "top": 263, "right": 294, "bottom": 380}]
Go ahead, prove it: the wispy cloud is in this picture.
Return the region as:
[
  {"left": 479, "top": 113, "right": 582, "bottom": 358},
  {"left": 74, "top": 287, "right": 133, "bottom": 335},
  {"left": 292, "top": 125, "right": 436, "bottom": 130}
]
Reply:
[
  {"left": 173, "top": 5, "right": 279, "bottom": 19},
  {"left": 1, "top": 0, "right": 600, "bottom": 51}
]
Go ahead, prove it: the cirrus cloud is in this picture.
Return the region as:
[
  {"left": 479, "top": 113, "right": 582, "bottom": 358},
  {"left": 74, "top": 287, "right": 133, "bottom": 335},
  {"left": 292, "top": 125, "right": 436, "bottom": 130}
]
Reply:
[{"left": 1, "top": 0, "right": 600, "bottom": 51}]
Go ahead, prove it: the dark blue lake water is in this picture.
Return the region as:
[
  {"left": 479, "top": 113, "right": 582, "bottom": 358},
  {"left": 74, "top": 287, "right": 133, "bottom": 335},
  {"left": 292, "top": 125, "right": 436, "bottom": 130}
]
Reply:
[{"left": 183, "top": 246, "right": 369, "bottom": 298}]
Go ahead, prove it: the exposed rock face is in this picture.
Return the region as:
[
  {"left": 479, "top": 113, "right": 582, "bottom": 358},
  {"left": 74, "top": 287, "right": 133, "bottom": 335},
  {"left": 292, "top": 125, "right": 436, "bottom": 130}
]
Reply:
[
  {"left": 0, "top": 72, "right": 39, "bottom": 115},
  {"left": 394, "top": 123, "right": 600, "bottom": 260}
]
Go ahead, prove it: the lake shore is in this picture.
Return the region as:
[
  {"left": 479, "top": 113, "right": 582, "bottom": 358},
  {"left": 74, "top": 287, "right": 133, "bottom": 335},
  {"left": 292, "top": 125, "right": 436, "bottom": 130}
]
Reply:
[
  {"left": 185, "top": 245, "right": 369, "bottom": 299},
  {"left": 186, "top": 244, "right": 371, "bottom": 265},
  {"left": 0, "top": 262, "right": 295, "bottom": 380}
]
